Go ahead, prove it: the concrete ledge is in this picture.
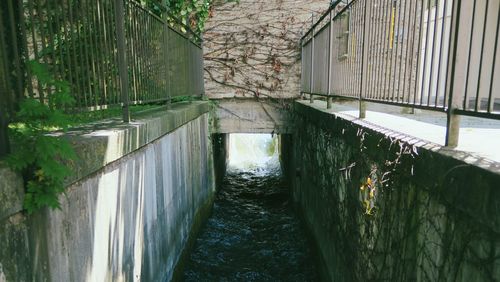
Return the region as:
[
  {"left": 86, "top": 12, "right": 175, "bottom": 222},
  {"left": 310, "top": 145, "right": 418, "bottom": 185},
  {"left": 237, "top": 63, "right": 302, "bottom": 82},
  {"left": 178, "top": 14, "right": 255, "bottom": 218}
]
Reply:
[
  {"left": 0, "top": 101, "right": 211, "bottom": 220},
  {"left": 294, "top": 100, "right": 500, "bottom": 233},
  {"left": 64, "top": 101, "right": 211, "bottom": 186}
]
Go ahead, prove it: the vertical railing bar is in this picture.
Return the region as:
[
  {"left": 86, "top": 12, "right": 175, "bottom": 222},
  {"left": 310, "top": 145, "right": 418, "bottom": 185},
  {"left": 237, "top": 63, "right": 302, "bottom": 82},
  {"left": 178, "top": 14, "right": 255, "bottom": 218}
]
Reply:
[
  {"left": 91, "top": 0, "right": 104, "bottom": 107},
  {"left": 104, "top": 0, "right": 118, "bottom": 105},
  {"left": 115, "top": 0, "right": 130, "bottom": 122},
  {"left": 402, "top": 0, "right": 415, "bottom": 104},
  {"left": 96, "top": 0, "right": 109, "bottom": 105},
  {"left": 67, "top": 0, "right": 81, "bottom": 107},
  {"left": 60, "top": 0, "right": 75, "bottom": 106},
  {"left": 392, "top": 0, "right": 406, "bottom": 102},
  {"left": 386, "top": 0, "right": 397, "bottom": 101},
  {"left": 18, "top": 2, "right": 34, "bottom": 99},
  {"left": 381, "top": 0, "right": 392, "bottom": 100},
  {"left": 345, "top": 6, "right": 351, "bottom": 97},
  {"left": 359, "top": 0, "right": 370, "bottom": 118},
  {"left": 27, "top": 0, "right": 43, "bottom": 102},
  {"left": 390, "top": 0, "right": 401, "bottom": 101},
  {"left": 86, "top": 0, "right": 98, "bottom": 108},
  {"left": 354, "top": 4, "right": 361, "bottom": 99},
  {"left": 6, "top": 0, "right": 24, "bottom": 102},
  {"left": 349, "top": 6, "right": 355, "bottom": 98},
  {"left": 112, "top": 0, "right": 122, "bottom": 105},
  {"left": 45, "top": 0, "right": 61, "bottom": 102},
  {"left": 0, "top": 0, "right": 9, "bottom": 157},
  {"left": 419, "top": 0, "right": 432, "bottom": 106},
  {"left": 445, "top": 0, "right": 462, "bottom": 147},
  {"left": 408, "top": 0, "right": 420, "bottom": 104},
  {"left": 462, "top": 0, "right": 477, "bottom": 110},
  {"left": 309, "top": 14, "right": 315, "bottom": 103},
  {"left": 77, "top": 0, "right": 91, "bottom": 108},
  {"left": 474, "top": 0, "right": 490, "bottom": 112},
  {"left": 35, "top": 0, "right": 52, "bottom": 102},
  {"left": 487, "top": 3, "right": 500, "bottom": 113},
  {"left": 0, "top": 2, "right": 14, "bottom": 109},
  {"left": 147, "top": 14, "right": 153, "bottom": 101},
  {"left": 128, "top": 2, "right": 139, "bottom": 102},
  {"left": 396, "top": 0, "right": 409, "bottom": 103},
  {"left": 143, "top": 10, "right": 150, "bottom": 101},
  {"left": 54, "top": 0, "right": 67, "bottom": 87},
  {"left": 413, "top": 0, "right": 425, "bottom": 106},
  {"left": 140, "top": 9, "right": 148, "bottom": 102},
  {"left": 372, "top": 0, "right": 385, "bottom": 100},
  {"left": 427, "top": 0, "right": 441, "bottom": 106},
  {"left": 133, "top": 4, "right": 141, "bottom": 102},
  {"left": 165, "top": 26, "right": 171, "bottom": 103},
  {"left": 82, "top": 0, "right": 96, "bottom": 108},
  {"left": 435, "top": 0, "right": 449, "bottom": 107}
]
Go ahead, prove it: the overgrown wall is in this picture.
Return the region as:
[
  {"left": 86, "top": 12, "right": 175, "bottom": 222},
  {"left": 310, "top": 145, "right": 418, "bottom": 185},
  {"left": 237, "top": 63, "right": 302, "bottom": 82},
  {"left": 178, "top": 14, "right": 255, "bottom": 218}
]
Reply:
[
  {"left": 0, "top": 102, "right": 215, "bottom": 282},
  {"left": 287, "top": 101, "right": 500, "bottom": 281},
  {"left": 204, "top": 0, "right": 329, "bottom": 99}
]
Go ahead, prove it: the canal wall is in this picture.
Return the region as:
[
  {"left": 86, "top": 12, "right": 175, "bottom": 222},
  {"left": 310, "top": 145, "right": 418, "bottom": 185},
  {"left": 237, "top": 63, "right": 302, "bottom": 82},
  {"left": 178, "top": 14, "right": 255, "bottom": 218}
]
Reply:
[
  {"left": 0, "top": 102, "right": 216, "bottom": 281},
  {"left": 286, "top": 101, "right": 500, "bottom": 281}
]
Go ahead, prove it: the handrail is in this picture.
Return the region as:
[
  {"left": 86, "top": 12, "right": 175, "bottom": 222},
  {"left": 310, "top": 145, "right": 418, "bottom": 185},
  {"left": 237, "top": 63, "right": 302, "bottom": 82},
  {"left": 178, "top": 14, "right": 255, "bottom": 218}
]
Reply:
[
  {"left": 300, "top": 0, "right": 346, "bottom": 42},
  {"left": 300, "top": 0, "right": 500, "bottom": 147}
]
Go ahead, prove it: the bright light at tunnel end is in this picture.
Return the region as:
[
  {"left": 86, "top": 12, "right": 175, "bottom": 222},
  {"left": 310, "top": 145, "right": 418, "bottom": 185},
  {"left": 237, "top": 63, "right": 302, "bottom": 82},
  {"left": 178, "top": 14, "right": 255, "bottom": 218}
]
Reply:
[{"left": 228, "top": 133, "right": 280, "bottom": 171}]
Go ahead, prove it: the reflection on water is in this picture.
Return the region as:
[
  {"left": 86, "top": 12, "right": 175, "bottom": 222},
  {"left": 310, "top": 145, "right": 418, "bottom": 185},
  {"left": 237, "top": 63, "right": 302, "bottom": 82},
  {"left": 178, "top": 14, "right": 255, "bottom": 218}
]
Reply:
[{"left": 183, "top": 134, "right": 318, "bottom": 281}]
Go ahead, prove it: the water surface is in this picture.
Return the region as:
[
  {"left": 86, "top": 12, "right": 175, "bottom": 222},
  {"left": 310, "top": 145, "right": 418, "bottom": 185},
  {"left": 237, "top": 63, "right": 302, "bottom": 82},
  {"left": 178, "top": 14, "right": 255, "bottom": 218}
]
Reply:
[{"left": 183, "top": 166, "right": 319, "bottom": 281}]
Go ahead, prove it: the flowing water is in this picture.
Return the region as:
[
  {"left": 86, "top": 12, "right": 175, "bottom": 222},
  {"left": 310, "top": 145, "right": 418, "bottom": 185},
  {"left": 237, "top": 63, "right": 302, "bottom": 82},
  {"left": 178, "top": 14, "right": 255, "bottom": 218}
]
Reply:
[{"left": 183, "top": 134, "right": 319, "bottom": 281}]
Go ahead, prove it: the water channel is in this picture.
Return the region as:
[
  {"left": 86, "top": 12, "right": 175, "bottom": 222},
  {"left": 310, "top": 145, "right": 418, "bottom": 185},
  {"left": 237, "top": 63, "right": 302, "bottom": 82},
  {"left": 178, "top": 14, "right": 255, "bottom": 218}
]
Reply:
[{"left": 183, "top": 134, "right": 319, "bottom": 281}]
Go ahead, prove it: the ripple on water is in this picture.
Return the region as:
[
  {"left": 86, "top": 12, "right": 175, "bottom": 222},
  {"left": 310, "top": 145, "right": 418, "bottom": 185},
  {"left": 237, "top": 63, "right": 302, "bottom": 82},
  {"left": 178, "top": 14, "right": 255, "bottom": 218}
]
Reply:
[{"left": 183, "top": 168, "right": 319, "bottom": 282}]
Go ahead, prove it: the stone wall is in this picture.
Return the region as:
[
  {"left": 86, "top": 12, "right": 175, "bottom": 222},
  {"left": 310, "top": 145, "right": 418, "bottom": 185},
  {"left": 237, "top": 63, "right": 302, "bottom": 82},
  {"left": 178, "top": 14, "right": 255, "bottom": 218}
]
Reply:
[
  {"left": 204, "top": 0, "right": 329, "bottom": 99},
  {"left": 286, "top": 101, "right": 500, "bottom": 281},
  {"left": 0, "top": 102, "right": 215, "bottom": 281}
]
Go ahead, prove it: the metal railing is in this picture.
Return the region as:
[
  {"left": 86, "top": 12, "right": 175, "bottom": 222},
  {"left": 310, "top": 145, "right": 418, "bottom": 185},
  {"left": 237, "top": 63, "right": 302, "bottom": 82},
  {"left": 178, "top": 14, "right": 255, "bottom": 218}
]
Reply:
[
  {"left": 301, "top": 0, "right": 500, "bottom": 146},
  {"left": 0, "top": 0, "right": 205, "bottom": 155}
]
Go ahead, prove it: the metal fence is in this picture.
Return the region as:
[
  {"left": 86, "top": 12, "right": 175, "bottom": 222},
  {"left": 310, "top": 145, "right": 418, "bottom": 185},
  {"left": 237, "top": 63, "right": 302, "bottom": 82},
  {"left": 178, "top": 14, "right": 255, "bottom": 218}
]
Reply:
[
  {"left": 301, "top": 0, "right": 500, "bottom": 146},
  {"left": 0, "top": 0, "right": 204, "bottom": 118}
]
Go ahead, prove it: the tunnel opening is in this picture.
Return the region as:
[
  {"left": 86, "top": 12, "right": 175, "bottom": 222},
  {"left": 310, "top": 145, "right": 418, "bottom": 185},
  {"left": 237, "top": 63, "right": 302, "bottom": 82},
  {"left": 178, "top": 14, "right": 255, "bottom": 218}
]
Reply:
[{"left": 182, "top": 133, "right": 319, "bottom": 281}]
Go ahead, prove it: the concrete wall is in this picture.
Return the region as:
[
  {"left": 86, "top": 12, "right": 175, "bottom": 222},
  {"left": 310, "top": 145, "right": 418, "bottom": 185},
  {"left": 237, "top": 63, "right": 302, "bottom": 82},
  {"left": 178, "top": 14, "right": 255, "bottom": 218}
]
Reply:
[
  {"left": 0, "top": 102, "right": 215, "bottom": 282},
  {"left": 286, "top": 101, "right": 500, "bottom": 281},
  {"left": 212, "top": 133, "right": 229, "bottom": 188},
  {"left": 213, "top": 99, "right": 293, "bottom": 134},
  {"left": 204, "top": 0, "right": 329, "bottom": 99}
]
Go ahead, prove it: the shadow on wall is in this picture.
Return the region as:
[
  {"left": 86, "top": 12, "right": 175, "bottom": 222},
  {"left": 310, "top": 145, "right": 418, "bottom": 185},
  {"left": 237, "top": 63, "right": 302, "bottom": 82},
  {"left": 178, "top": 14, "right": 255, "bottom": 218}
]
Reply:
[{"left": 26, "top": 115, "right": 214, "bottom": 282}]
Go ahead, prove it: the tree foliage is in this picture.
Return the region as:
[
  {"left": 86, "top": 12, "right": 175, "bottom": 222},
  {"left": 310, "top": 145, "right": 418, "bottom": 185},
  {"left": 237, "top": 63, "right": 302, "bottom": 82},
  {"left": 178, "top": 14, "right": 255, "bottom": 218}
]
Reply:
[
  {"left": 6, "top": 62, "right": 76, "bottom": 213},
  {"left": 140, "top": 0, "right": 213, "bottom": 35}
]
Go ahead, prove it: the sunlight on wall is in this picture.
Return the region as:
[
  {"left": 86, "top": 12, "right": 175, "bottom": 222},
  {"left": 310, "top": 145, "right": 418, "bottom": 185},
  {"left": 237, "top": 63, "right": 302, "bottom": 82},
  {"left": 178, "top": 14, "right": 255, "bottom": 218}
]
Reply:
[{"left": 228, "top": 134, "right": 279, "bottom": 170}]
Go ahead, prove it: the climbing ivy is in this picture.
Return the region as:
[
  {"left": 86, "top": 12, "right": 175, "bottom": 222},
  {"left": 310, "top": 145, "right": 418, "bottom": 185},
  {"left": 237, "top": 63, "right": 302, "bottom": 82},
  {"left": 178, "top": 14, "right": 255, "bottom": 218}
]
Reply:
[
  {"left": 142, "top": 0, "right": 239, "bottom": 35},
  {"left": 6, "top": 61, "right": 76, "bottom": 213}
]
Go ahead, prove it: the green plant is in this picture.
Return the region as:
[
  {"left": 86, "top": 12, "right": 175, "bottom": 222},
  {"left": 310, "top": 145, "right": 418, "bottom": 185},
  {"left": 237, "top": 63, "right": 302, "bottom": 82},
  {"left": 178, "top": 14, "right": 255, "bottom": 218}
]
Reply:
[{"left": 6, "top": 61, "right": 76, "bottom": 213}]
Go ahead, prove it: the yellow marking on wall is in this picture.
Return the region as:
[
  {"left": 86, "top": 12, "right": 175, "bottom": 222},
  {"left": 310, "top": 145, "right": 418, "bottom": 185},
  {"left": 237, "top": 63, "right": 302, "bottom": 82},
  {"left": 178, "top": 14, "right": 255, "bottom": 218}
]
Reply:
[
  {"left": 389, "top": 6, "right": 396, "bottom": 49},
  {"left": 351, "top": 34, "right": 356, "bottom": 58}
]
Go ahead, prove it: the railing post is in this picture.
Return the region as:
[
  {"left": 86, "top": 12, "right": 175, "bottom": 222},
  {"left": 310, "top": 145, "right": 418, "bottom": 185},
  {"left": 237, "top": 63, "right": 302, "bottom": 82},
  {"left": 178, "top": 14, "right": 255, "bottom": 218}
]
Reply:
[
  {"left": 358, "top": 0, "right": 370, "bottom": 119},
  {"left": 326, "top": 10, "right": 333, "bottom": 109},
  {"left": 310, "top": 13, "right": 315, "bottom": 104},
  {"left": 445, "top": 0, "right": 468, "bottom": 147},
  {"left": 0, "top": 101, "right": 8, "bottom": 157},
  {"left": 0, "top": 4, "right": 10, "bottom": 157},
  {"left": 115, "top": 0, "right": 130, "bottom": 122}
]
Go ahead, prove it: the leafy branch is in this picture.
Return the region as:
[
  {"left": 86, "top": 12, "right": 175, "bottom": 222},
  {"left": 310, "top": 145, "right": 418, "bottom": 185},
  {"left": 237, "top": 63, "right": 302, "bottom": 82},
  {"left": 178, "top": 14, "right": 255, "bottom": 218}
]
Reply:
[{"left": 6, "top": 61, "right": 76, "bottom": 213}]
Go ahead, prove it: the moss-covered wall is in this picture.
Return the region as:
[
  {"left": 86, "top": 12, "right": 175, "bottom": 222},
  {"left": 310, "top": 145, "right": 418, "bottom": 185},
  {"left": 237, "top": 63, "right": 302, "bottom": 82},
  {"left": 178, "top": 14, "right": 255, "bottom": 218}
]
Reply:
[{"left": 288, "top": 101, "right": 500, "bottom": 281}]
